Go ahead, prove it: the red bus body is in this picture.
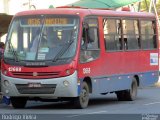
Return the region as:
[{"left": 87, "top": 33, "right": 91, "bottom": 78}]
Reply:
[{"left": 1, "top": 8, "right": 159, "bottom": 108}]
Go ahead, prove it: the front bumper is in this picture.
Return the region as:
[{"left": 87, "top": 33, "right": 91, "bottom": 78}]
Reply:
[{"left": 1, "top": 71, "right": 79, "bottom": 98}]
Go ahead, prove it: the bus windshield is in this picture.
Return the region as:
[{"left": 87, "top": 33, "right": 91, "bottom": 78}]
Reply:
[{"left": 4, "top": 15, "right": 79, "bottom": 61}]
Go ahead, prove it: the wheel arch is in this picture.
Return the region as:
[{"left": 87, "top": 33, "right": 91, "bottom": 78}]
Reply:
[
  {"left": 83, "top": 77, "right": 92, "bottom": 93},
  {"left": 134, "top": 75, "right": 140, "bottom": 87}
]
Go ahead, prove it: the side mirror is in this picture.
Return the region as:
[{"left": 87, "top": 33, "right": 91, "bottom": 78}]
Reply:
[
  {"left": 81, "top": 22, "right": 95, "bottom": 49},
  {"left": 83, "top": 22, "right": 95, "bottom": 43}
]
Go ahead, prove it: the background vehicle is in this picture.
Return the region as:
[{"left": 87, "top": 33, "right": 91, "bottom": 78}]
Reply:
[{"left": 1, "top": 8, "right": 159, "bottom": 109}]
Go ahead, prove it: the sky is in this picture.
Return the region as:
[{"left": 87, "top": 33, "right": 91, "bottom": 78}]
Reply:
[
  {"left": 0, "top": 0, "right": 79, "bottom": 15},
  {"left": 8, "top": 0, "right": 79, "bottom": 15}
]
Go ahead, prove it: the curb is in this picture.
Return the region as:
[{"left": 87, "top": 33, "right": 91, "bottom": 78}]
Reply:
[
  {"left": 155, "top": 82, "right": 160, "bottom": 87},
  {"left": 155, "top": 78, "right": 160, "bottom": 87}
]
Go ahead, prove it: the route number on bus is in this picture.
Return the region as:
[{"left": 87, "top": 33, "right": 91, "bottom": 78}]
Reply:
[{"left": 83, "top": 68, "right": 91, "bottom": 74}]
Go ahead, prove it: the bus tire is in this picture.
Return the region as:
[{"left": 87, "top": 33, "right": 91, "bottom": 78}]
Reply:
[
  {"left": 11, "top": 97, "right": 27, "bottom": 109},
  {"left": 73, "top": 81, "right": 89, "bottom": 109},
  {"left": 116, "top": 91, "right": 126, "bottom": 101},
  {"left": 116, "top": 78, "right": 138, "bottom": 101},
  {"left": 125, "top": 78, "right": 138, "bottom": 101}
]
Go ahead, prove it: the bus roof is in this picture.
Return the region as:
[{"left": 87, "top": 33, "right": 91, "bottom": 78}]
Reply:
[{"left": 15, "top": 8, "right": 155, "bottom": 19}]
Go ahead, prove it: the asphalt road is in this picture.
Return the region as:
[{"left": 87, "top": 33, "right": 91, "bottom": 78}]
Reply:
[{"left": 0, "top": 86, "right": 160, "bottom": 120}]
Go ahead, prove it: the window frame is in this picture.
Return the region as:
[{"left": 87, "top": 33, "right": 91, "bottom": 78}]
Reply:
[
  {"left": 80, "top": 16, "right": 101, "bottom": 63},
  {"left": 103, "top": 18, "right": 122, "bottom": 52},
  {"left": 139, "top": 19, "right": 157, "bottom": 50},
  {"left": 121, "top": 19, "right": 140, "bottom": 51},
  {"left": 102, "top": 16, "right": 157, "bottom": 53}
]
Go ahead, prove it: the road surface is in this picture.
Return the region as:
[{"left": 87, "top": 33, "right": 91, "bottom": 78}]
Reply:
[{"left": 0, "top": 86, "right": 160, "bottom": 120}]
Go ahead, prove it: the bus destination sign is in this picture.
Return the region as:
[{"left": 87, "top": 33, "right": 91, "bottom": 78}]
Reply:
[{"left": 21, "top": 18, "right": 68, "bottom": 26}]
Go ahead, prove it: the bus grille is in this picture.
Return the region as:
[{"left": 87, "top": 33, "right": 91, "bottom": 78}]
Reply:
[
  {"left": 16, "top": 84, "right": 56, "bottom": 94},
  {"left": 12, "top": 72, "right": 60, "bottom": 78}
]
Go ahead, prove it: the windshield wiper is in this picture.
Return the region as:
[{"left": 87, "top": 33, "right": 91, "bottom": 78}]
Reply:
[
  {"left": 35, "top": 15, "right": 46, "bottom": 59},
  {"left": 53, "top": 39, "right": 74, "bottom": 62},
  {"left": 7, "top": 41, "right": 19, "bottom": 62}
]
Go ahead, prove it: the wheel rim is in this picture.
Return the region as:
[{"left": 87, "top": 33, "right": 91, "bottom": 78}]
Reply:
[{"left": 80, "top": 88, "right": 89, "bottom": 106}]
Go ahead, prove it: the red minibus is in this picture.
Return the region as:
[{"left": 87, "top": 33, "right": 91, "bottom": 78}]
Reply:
[{"left": 1, "top": 8, "right": 159, "bottom": 108}]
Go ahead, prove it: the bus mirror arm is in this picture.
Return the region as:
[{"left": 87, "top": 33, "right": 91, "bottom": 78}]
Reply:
[
  {"left": 82, "top": 22, "right": 93, "bottom": 44},
  {"left": 82, "top": 22, "right": 89, "bottom": 29},
  {"left": 81, "top": 22, "right": 89, "bottom": 50}
]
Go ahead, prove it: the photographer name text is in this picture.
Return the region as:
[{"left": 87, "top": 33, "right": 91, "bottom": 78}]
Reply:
[{"left": 1, "top": 114, "right": 37, "bottom": 120}]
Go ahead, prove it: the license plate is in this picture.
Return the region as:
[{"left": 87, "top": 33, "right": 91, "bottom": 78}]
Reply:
[{"left": 28, "top": 83, "right": 41, "bottom": 88}]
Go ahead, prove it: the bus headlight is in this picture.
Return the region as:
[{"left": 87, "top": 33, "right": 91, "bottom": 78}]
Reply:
[
  {"left": 66, "top": 69, "right": 71, "bottom": 75},
  {"left": 3, "top": 70, "right": 8, "bottom": 75},
  {"left": 63, "top": 80, "right": 69, "bottom": 87},
  {"left": 5, "top": 90, "right": 9, "bottom": 94},
  {"left": 4, "top": 80, "right": 9, "bottom": 86}
]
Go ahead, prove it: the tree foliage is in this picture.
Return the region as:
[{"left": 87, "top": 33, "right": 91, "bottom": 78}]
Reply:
[{"left": 140, "top": 0, "right": 160, "bottom": 16}]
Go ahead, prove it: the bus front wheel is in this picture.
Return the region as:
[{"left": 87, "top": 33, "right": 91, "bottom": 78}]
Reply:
[
  {"left": 73, "top": 81, "right": 89, "bottom": 109},
  {"left": 11, "top": 97, "right": 27, "bottom": 109}
]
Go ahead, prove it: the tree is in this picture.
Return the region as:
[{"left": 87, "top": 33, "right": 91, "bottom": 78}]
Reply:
[{"left": 140, "top": 0, "right": 160, "bottom": 16}]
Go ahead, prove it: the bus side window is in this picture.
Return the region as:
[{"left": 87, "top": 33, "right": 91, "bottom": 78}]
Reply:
[
  {"left": 141, "top": 20, "right": 157, "bottom": 49},
  {"left": 80, "top": 18, "right": 100, "bottom": 63},
  {"left": 122, "top": 20, "right": 139, "bottom": 50},
  {"left": 103, "top": 19, "right": 121, "bottom": 51},
  {"left": 117, "top": 21, "right": 123, "bottom": 50},
  {"left": 87, "top": 27, "right": 99, "bottom": 49},
  {"left": 136, "top": 21, "right": 141, "bottom": 48},
  {"left": 152, "top": 21, "right": 157, "bottom": 48}
]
